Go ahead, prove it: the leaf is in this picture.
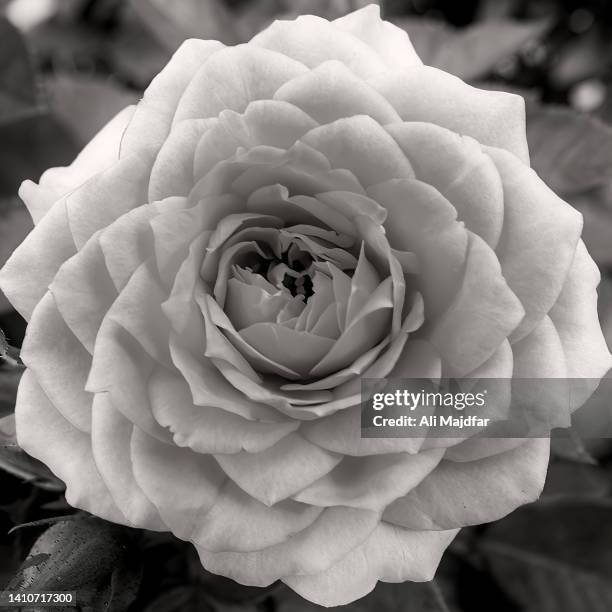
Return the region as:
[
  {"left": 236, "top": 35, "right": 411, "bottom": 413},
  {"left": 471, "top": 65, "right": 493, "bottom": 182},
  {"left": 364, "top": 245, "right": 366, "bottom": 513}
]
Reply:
[
  {"left": 527, "top": 104, "right": 612, "bottom": 195},
  {"left": 0, "top": 340, "right": 23, "bottom": 417},
  {"left": 0, "top": 413, "right": 65, "bottom": 490},
  {"left": 44, "top": 75, "right": 138, "bottom": 145},
  {"left": 0, "top": 112, "right": 79, "bottom": 197},
  {"left": 480, "top": 499, "right": 612, "bottom": 612},
  {"left": 569, "top": 189, "right": 612, "bottom": 267},
  {"left": 0, "top": 327, "right": 7, "bottom": 357},
  {"left": 131, "top": 0, "right": 239, "bottom": 49},
  {"left": 0, "top": 17, "right": 39, "bottom": 119},
  {"left": 274, "top": 580, "right": 451, "bottom": 611},
  {"left": 550, "top": 430, "right": 598, "bottom": 465},
  {"left": 8, "top": 517, "right": 143, "bottom": 612},
  {"left": 0, "top": 200, "right": 33, "bottom": 314},
  {"left": 142, "top": 587, "right": 216, "bottom": 612},
  {"left": 394, "top": 18, "right": 548, "bottom": 81},
  {"left": 542, "top": 458, "right": 610, "bottom": 499}
]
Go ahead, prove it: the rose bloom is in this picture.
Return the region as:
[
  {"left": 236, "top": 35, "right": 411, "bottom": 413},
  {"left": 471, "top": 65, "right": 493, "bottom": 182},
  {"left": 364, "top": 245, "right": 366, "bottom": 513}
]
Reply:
[{"left": 1, "top": 5, "right": 611, "bottom": 607}]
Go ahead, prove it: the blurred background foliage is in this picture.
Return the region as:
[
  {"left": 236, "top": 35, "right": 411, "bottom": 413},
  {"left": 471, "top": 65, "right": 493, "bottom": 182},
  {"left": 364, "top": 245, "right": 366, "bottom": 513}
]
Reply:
[{"left": 1, "top": 0, "right": 612, "bottom": 610}]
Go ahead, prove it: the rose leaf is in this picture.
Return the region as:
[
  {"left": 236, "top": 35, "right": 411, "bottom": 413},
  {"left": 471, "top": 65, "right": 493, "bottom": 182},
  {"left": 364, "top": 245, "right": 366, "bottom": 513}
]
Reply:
[
  {"left": 479, "top": 499, "right": 612, "bottom": 612},
  {"left": 0, "top": 413, "right": 65, "bottom": 490},
  {"left": 142, "top": 587, "right": 216, "bottom": 612},
  {"left": 0, "top": 112, "right": 79, "bottom": 197},
  {"left": 8, "top": 517, "right": 143, "bottom": 612},
  {"left": 45, "top": 75, "right": 138, "bottom": 146},
  {"left": 527, "top": 104, "right": 612, "bottom": 195},
  {"left": 542, "top": 458, "right": 611, "bottom": 500},
  {"left": 130, "top": 0, "right": 239, "bottom": 50},
  {"left": 0, "top": 17, "right": 38, "bottom": 120},
  {"left": 393, "top": 18, "right": 548, "bottom": 81}
]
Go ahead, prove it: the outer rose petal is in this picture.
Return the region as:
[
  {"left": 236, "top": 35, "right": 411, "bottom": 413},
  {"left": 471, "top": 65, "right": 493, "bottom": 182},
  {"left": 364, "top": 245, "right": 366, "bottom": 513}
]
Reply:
[
  {"left": 549, "top": 240, "right": 612, "bottom": 386},
  {"left": 383, "top": 439, "right": 550, "bottom": 530},
  {"left": 121, "top": 39, "right": 224, "bottom": 156},
  {"left": 284, "top": 524, "right": 458, "bottom": 607},
  {"left": 250, "top": 14, "right": 387, "bottom": 78},
  {"left": 485, "top": 146, "right": 583, "bottom": 341},
  {"left": 332, "top": 5, "right": 423, "bottom": 71},
  {"left": 16, "top": 370, "right": 128, "bottom": 525},
  {"left": 371, "top": 67, "right": 529, "bottom": 163},
  {"left": 91, "top": 393, "right": 166, "bottom": 530}
]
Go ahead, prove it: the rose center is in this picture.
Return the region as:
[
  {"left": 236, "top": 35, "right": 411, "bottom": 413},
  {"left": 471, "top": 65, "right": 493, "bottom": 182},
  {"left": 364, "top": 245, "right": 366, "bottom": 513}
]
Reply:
[{"left": 241, "top": 240, "right": 316, "bottom": 302}]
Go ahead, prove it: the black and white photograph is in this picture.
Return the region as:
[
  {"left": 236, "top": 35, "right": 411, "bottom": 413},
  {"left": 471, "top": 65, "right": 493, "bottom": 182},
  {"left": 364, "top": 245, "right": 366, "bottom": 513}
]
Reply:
[{"left": 1, "top": 0, "right": 612, "bottom": 610}]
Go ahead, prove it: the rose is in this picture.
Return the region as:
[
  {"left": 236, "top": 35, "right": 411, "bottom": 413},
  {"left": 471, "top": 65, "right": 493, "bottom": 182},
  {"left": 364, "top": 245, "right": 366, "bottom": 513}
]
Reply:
[{"left": 1, "top": 4, "right": 610, "bottom": 606}]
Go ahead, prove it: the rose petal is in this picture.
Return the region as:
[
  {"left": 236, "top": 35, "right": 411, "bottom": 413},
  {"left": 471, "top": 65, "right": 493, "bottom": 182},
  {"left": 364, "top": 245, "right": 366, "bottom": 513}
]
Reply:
[
  {"left": 149, "top": 366, "right": 298, "bottom": 454},
  {"left": 121, "top": 39, "right": 224, "bottom": 156},
  {"left": 131, "top": 426, "right": 224, "bottom": 540},
  {"left": 294, "top": 449, "right": 444, "bottom": 512},
  {"left": 0, "top": 199, "right": 75, "bottom": 319},
  {"left": 215, "top": 433, "right": 341, "bottom": 506},
  {"left": 91, "top": 393, "right": 166, "bottom": 529},
  {"left": 549, "top": 240, "right": 612, "bottom": 392},
  {"left": 383, "top": 439, "right": 550, "bottom": 530},
  {"left": 65, "top": 152, "right": 153, "bottom": 249},
  {"left": 50, "top": 234, "right": 116, "bottom": 352},
  {"left": 149, "top": 118, "right": 215, "bottom": 201},
  {"left": 98, "top": 204, "right": 158, "bottom": 291},
  {"left": 368, "top": 179, "right": 467, "bottom": 319},
  {"left": 174, "top": 45, "right": 307, "bottom": 123},
  {"left": 193, "top": 100, "right": 318, "bottom": 179},
  {"left": 197, "top": 506, "right": 379, "bottom": 586},
  {"left": 486, "top": 146, "right": 583, "bottom": 342},
  {"left": 87, "top": 319, "right": 172, "bottom": 443},
  {"left": 250, "top": 14, "right": 386, "bottom": 78},
  {"left": 275, "top": 60, "right": 400, "bottom": 125},
  {"left": 387, "top": 122, "right": 504, "bottom": 247},
  {"left": 429, "top": 232, "right": 524, "bottom": 376},
  {"left": 284, "top": 524, "right": 457, "bottom": 607},
  {"left": 301, "top": 116, "right": 414, "bottom": 187},
  {"left": 16, "top": 370, "right": 128, "bottom": 524},
  {"left": 194, "top": 481, "right": 322, "bottom": 552},
  {"left": 371, "top": 67, "right": 529, "bottom": 163},
  {"left": 21, "top": 292, "right": 92, "bottom": 432},
  {"left": 333, "top": 4, "right": 422, "bottom": 71}
]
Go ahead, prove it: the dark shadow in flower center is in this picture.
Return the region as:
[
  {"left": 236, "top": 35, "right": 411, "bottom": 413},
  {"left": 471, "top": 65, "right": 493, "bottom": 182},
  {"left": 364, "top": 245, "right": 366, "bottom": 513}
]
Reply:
[{"left": 241, "top": 240, "right": 316, "bottom": 302}]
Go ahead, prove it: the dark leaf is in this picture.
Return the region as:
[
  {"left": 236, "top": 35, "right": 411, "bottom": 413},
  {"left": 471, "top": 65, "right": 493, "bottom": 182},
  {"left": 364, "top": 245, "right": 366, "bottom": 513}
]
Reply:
[
  {"left": 0, "top": 366, "right": 22, "bottom": 418},
  {"left": 142, "top": 587, "right": 216, "bottom": 612},
  {"left": 8, "top": 517, "right": 142, "bottom": 612},
  {"left": 0, "top": 17, "right": 39, "bottom": 119},
  {"left": 0, "top": 327, "right": 7, "bottom": 357},
  {"left": 45, "top": 75, "right": 138, "bottom": 145},
  {"left": 542, "top": 458, "right": 611, "bottom": 499},
  {"left": 274, "top": 580, "right": 451, "bottom": 611},
  {"left": 527, "top": 104, "right": 612, "bottom": 195},
  {"left": 550, "top": 429, "right": 598, "bottom": 465},
  {"left": 480, "top": 499, "right": 612, "bottom": 612},
  {"left": 130, "top": 0, "right": 239, "bottom": 49},
  {"left": 0, "top": 414, "right": 65, "bottom": 490},
  {"left": 0, "top": 201, "right": 33, "bottom": 314},
  {"left": 570, "top": 190, "right": 612, "bottom": 267},
  {"left": 18, "top": 552, "right": 50, "bottom": 572},
  {"left": 394, "top": 18, "right": 548, "bottom": 81},
  {"left": 0, "top": 112, "right": 78, "bottom": 197},
  {"left": 0, "top": 342, "right": 23, "bottom": 417}
]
